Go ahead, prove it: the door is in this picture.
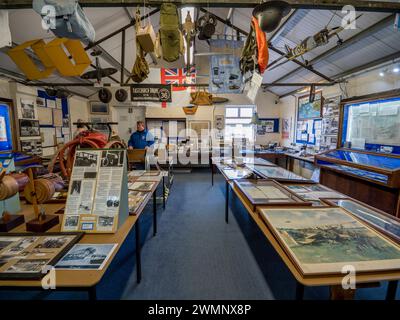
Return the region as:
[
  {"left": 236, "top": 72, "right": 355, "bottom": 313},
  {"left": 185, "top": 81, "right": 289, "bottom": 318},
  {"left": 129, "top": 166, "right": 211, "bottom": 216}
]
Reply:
[{"left": 114, "top": 106, "right": 145, "bottom": 144}]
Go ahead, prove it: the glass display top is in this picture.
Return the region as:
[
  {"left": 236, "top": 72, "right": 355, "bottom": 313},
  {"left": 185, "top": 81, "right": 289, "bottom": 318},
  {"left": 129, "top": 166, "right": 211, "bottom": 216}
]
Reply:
[{"left": 322, "top": 149, "right": 400, "bottom": 170}]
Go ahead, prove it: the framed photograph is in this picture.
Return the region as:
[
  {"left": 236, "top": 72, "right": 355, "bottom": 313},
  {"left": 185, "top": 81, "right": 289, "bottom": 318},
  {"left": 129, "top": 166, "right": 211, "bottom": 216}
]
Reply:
[
  {"left": 258, "top": 207, "right": 400, "bottom": 276},
  {"left": 297, "top": 92, "right": 322, "bottom": 120},
  {"left": 20, "top": 139, "right": 42, "bottom": 156},
  {"left": 281, "top": 183, "right": 347, "bottom": 202},
  {"left": 322, "top": 198, "right": 400, "bottom": 243},
  {"left": 128, "top": 191, "right": 149, "bottom": 215},
  {"left": 19, "top": 119, "right": 40, "bottom": 137},
  {"left": 20, "top": 99, "right": 35, "bottom": 119},
  {"left": 55, "top": 243, "right": 117, "bottom": 270},
  {"left": 250, "top": 165, "right": 312, "bottom": 183},
  {"left": 128, "top": 181, "right": 156, "bottom": 192},
  {"left": 36, "top": 97, "right": 46, "bottom": 108},
  {"left": 90, "top": 102, "right": 109, "bottom": 115},
  {"left": 0, "top": 233, "right": 83, "bottom": 279},
  {"left": 221, "top": 167, "right": 253, "bottom": 181},
  {"left": 234, "top": 179, "right": 311, "bottom": 210}
]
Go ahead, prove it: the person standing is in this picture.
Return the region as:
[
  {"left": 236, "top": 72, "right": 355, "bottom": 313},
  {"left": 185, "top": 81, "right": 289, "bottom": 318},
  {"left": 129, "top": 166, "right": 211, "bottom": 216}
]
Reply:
[{"left": 128, "top": 121, "right": 154, "bottom": 150}]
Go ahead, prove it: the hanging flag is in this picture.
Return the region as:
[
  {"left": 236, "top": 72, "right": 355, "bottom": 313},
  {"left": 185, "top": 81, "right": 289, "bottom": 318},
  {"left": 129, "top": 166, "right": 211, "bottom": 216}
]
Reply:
[
  {"left": 160, "top": 67, "right": 196, "bottom": 107},
  {"left": 161, "top": 67, "right": 196, "bottom": 91}
]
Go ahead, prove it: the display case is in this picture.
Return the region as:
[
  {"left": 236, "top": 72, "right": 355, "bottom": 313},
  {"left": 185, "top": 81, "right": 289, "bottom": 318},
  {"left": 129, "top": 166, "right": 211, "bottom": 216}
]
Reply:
[
  {"left": 234, "top": 179, "right": 311, "bottom": 211},
  {"left": 315, "top": 90, "right": 400, "bottom": 216}
]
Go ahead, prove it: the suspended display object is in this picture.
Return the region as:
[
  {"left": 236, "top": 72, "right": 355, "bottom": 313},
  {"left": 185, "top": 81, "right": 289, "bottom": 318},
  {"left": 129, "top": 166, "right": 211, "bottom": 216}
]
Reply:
[
  {"left": 252, "top": 1, "right": 291, "bottom": 32},
  {"left": 81, "top": 50, "right": 117, "bottom": 81}
]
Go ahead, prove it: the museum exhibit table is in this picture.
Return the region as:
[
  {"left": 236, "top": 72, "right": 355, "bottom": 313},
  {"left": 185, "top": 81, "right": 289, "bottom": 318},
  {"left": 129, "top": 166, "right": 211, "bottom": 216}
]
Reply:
[
  {"left": 0, "top": 178, "right": 162, "bottom": 300},
  {"left": 315, "top": 149, "right": 400, "bottom": 216},
  {"left": 212, "top": 163, "right": 400, "bottom": 300}
]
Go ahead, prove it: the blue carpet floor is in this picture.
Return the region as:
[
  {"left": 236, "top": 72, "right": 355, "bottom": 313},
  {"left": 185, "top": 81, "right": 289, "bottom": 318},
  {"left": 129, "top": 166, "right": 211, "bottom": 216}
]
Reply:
[{"left": 0, "top": 169, "right": 398, "bottom": 300}]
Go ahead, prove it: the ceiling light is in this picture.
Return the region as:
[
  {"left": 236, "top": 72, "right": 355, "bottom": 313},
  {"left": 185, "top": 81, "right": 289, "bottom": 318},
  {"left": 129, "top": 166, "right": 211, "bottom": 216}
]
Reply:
[
  {"left": 379, "top": 71, "right": 385, "bottom": 77},
  {"left": 393, "top": 67, "right": 399, "bottom": 73}
]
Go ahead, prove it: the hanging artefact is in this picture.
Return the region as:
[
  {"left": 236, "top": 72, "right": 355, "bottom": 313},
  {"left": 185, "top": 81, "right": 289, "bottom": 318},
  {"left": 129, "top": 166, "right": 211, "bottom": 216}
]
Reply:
[
  {"left": 7, "top": 40, "right": 55, "bottom": 80},
  {"left": 196, "top": 13, "right": 217, "bottom": 40},
  {"left": 81, "top": 50, "right": 117, "bottom": 81},
  {"left": 43, "top": 38, "right": 91, "bottom": 76},
  {"left": 7, "top": 38, "right": 91, "bottom": 80},
  {"left": 115, "top": 89, "right": 128, "bottom": 102},
  {"left": 252, "top": 1, "right": 291, "bottom": 33},
  {"left": 32, "top": 0, "right": 95, "bottom": 44},
  {"left": 155, "top": 3, "right": 184, "bottom": 62}
]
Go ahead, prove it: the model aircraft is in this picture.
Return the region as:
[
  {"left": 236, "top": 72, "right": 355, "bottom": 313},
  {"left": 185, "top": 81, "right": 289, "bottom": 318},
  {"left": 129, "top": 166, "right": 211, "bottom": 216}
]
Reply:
[{"left": 267, "top": 15, "right": 363, "bottom": 71}]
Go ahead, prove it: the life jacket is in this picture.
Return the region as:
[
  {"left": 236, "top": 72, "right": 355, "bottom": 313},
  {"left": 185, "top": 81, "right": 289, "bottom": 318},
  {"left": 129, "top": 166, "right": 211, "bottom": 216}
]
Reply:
[
  {"left": 252, "top": 16, "right": 269, "bottom": 74},
  {"left": 155, "top": 3, "right": 184, "bottom": 62}
]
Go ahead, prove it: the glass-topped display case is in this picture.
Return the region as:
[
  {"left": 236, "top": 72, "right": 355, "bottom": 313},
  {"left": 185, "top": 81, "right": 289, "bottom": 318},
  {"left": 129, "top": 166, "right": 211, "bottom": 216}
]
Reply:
[
  {"left": 315, "top": 148, "right": 400, "bottom": 187},
  {"left": 315, "top": 91, "right": 400, "bottom": 216}
]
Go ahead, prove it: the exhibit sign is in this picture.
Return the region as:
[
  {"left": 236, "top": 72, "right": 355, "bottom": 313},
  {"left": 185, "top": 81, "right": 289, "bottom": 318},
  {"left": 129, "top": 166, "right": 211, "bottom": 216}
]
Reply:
[
  {"left": 131, "top": 84, "right": 172, "bottom": 102},
  {"left": 62, "top": 149, "right": 129, "bottom": 234}
]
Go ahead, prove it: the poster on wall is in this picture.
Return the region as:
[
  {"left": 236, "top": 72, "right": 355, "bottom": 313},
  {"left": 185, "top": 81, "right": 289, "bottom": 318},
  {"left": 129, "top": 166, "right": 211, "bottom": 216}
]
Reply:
[
  {"left": 130, "top": 84, "right": 172, "bottom": 103},
  {"left": 282, "top": 118, "right": 290, "bottom": 139},
  {"left": 20, "top": 99, "right": 35, "bottom": 119},
  {"left": 0, "top": 104, "right": 13, "bottom": 151},
  {"left": 257, "top": 119, "right": 279, "bottom": 135},
  {"left": 297, "top": 92, "right": 322, "bottom": 120}
]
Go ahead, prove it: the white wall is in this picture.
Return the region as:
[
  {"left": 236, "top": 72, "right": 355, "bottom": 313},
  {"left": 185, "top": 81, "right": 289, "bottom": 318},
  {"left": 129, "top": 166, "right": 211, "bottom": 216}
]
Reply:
[
  {"left": 69, "top": 96, "right": 90, "bottom": 127},
  {"left": 279, "top": 65, "right": 400, "bottom": 147}
]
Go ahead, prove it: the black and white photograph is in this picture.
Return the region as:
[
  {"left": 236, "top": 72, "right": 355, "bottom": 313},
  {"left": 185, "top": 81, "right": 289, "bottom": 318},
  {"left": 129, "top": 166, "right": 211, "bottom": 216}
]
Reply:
[
  {"left": 4, "top": 259, "right": 49, "bottom": 273},
  {"left": 64, "top": 216, "right": 79, "bottom": 228},
  {"left": 75, "top": 151, "right": 99, "bottom": 167},
  {"left": 55, "top": 244, "right": 117, "bottom": 270},
  {"left": 21, "top": 139, "right": 42, "bottom": 156},
  {"left": 98, "top": 216, "right": 114, "bottom": 227},
  {"left": 1, "top": 237, "right": 38, "bottom": 255},
  {"left": 128, "top": 181, "right": 156, "bottom": 192},
  {"left": 84, "top": 172, "right": 97, "bottom": 179},
  {"left": 101, "top": 150, "right": 124, "bottom": 167},
  {"left": 36, "top": 97, "right": 45, "bottom": 108},
  {"left": 0, "top": 237, "right": 19, "bottom": 251},
  {"left": 34, "top": 236, "right": 72, "bottom": 249},
  {"left": 106, "top": 197, "right": 120, "bottom": 208},
  {"left": 19, "top": 119, "right": 40, "bottom": 137},
  {"left": 20, "top": 99, "right": 35, "bottom": 119},
  {"left": 70, "top": 180, "right": 82, "bottom": 195}
]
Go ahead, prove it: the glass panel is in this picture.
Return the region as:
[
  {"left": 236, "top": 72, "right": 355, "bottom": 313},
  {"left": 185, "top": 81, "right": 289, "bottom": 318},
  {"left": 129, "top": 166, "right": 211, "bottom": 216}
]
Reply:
[
  {"left": 225, "top": 118, "right": 252, "bottom": 124},
  {"left": 323, "top": 150, "right": 400, "bottom": 170},
  {"left": 344, "top": 97, "right": 400, "bottom": 148},
  {"left": 225, "top": 108, "right": 238, "bottom": 117},
  {"left": 240, "top": 108, "right": 253, "bottom": 117}
]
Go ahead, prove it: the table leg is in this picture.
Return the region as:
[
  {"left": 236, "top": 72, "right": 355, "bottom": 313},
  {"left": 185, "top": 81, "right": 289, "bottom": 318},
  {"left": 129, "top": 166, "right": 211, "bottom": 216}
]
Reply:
[
  {"left": 88, "top": 286, "right": 97, "bottom": 300},
  {"left": 386, "top": 280, "right": 398, "bottom": 300},
  {"left": 135, "top": 218, "right": 142, "bottom": 284},
  {"left": 330, "top": 285, "right": 356, "bottom": 300},
  {"left": 162, "top": 176, "right": 166, "bottom": 210},
  {"left": 153, "top": 190, "right": 157, "bottom": 236},
  {"left": 225, "top": 180, "right": 229, "bottom": 224},
  {"left": 295, "top": 282, "right": 304, "bottom": 300},
  {"left": 211, "top": 164, "right": 214, "bottom": 186}
]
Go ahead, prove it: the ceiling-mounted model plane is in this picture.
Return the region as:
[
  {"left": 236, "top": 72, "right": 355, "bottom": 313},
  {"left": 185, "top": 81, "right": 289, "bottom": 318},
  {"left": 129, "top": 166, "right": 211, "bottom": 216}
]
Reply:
[{"left": 268, "top": 14, "right": 363, "bottom": 71}]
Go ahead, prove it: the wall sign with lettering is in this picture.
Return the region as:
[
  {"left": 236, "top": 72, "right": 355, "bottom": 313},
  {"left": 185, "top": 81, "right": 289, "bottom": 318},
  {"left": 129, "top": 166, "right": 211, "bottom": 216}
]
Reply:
[{"left": 130, "top": 84, "right": 172, "bottom": 102}]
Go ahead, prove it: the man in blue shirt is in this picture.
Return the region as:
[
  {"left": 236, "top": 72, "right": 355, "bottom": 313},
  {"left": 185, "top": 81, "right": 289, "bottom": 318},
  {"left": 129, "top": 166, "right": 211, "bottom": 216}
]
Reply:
[{"left": 128, "top": 121, "right": 154, "bottom": 150}]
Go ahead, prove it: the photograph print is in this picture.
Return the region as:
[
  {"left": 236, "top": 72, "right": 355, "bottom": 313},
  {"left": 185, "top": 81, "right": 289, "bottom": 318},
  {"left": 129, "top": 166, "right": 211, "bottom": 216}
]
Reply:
[
  {"left": 70, "top": 180, "right": 82, "bottom": 196},
  {"left": 75, "top": 151, "right": 98, "bottom": 167},
  {"left": 101, "top": 150, "right": 124, "bottom": 167},
  {"left": 19, "top": 120, "right": 40, "bottom": 137},
  {"left": 20, "top": 100, "right": 35, "bottom": 119},
  {"left": 34, "top": 236, "right": 73, "bottom": 249},
  {"left": 55, "top": 244, "right": 117, "bottom": 270},
  {"left": 4, "top": 259, "right": 49, "bottom": 273},
  {"left": 259, "top": 207, "right": 400, "bottom": 276}
]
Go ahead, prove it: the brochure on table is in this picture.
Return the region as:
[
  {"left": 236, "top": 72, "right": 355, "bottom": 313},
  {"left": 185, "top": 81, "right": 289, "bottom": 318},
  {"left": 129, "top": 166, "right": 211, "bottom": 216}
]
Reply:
[{"left": 61, "top": 149, "right": 129, "bottom": 233}]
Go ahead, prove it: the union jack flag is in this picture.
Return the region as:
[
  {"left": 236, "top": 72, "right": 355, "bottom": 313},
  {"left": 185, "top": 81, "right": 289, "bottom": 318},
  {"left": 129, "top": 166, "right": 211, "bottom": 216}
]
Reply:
[{"left": 160, "top": 67, "right": 196, "bottom": 92}]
